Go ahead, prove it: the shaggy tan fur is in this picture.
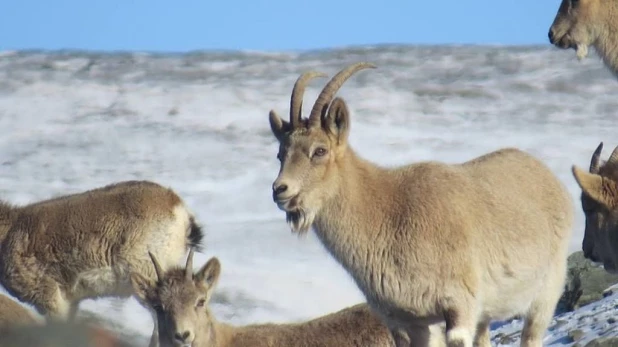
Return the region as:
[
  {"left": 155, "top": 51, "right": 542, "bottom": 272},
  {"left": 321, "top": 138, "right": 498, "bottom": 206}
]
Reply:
[
  {"left": 0, "top": 180, "right": 204, "bottom": 347},
  {"left": 571, "top": 142, "right": 618, "bottom": 274},
  {"left": 131, "top": 251, "right": 446, "bottom": 347},
  {"left": 548, "top": 0, "right": 618, "bottom": 76},
  {"left": 268, "top": 63, "right": 574, "bottom": 347},
  {"left": 0, "top": 293, "right": 39, "bottom": 329}
]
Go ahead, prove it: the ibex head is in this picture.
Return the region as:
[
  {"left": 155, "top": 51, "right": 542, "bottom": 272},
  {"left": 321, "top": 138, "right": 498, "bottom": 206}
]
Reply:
[
  {"left": 131, "top": 250, "right": 221, "bottom": 347},
  {"left": 268, "top": 62, "right": 376, "bottom": 234},
  {"left": 572, "top": 142, "right": 618, "bottom": 274},
  {"left": 548, "top": 0, "right": 606, "bottom": 60}
]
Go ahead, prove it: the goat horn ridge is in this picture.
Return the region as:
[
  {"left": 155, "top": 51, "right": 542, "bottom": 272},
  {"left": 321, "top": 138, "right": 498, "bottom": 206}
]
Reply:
[
  {"left": 290, "top": 71, "right": 328, "bottom": 128},
  {"left": 308, "top": 62, "right": 377, "bottom": 127}
]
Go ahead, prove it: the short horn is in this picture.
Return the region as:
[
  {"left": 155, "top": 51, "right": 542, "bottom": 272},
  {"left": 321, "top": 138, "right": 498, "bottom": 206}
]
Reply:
[
  {"left": 290, "top": 72, "right": 328, "bottom": 128},
  {"left": 185, "top": 248, "right": 195, "bottom": 281},
  {"left": 148, "top": 251, "right": 164, "bottom": 282},
  {"left": 608, "top": 145, "right": 618, "bottom": 166},
  {"left": 307, "top": 62, "right": 376, "bottom": 127},
  {"left": 590, "top": 142, "right": 603, "bottom": 173}
]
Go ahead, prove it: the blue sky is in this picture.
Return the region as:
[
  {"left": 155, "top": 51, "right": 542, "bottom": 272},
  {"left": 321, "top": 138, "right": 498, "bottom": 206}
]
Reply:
[{"left": 0, "top": 0, "right": 562, "bottom": 52}]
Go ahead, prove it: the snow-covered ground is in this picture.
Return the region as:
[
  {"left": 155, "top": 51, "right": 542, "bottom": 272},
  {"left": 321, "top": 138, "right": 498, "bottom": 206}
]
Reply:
[
  {"left": 492, "top": 288, "right": 618, "bottom": 346},
  {"left": 0, "top": 46, "right": 617, "bottom": 345}
]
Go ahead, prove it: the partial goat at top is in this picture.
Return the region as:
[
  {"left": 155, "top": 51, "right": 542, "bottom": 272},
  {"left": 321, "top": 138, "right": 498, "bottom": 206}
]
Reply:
[{"left": 549, "top": 0, "right": 618, "bottom": 77}]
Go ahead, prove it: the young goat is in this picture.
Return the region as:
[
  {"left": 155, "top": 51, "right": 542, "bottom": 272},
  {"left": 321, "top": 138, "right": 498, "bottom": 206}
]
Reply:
[
  {"left": 131, "top": 250, "right": 446, "bottom": 347},
  {"left": 0, "top": 180, "right": 204, "bottom": 347},
  {"left": 549, "top": 0, "right": 618, "bottom": 77},
  {"left": 268, "top": 63, "right": 574, "bottom": 347}
]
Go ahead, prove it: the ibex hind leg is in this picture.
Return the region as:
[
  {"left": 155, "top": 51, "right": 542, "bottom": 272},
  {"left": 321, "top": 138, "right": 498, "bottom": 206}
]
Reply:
[
  {"left": 390, "top": 327, "right": 411, "bottom": 347},
  {"left": 406, "top": 325, "right": 432, "bottom": 347},
  {"left": 520, "top": 285, "right": 563, "bottom": 347},
  {"left": 443, "top": 302, "right": 477, "bottom": 347},
  {"left": 473, "top": 319, "right": 491, "bottom": 347},
  {"left": 42, "top": 282, "right": 72, "bottom": 322},
  {"left": 521, "top": 255, "right": 567, "bottom": 347}
]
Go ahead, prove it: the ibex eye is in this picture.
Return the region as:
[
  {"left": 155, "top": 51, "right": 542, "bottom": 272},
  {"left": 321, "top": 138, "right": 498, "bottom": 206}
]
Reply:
[
  {"left": 314, "top": 148, "right": 328, "bottom": 157},
  {"left": 196, "top": 299, "right": 206, "bottom": 307}
]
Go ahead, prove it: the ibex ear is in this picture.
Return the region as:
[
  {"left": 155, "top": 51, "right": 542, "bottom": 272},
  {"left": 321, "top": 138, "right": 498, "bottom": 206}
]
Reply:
[
  {"left": 324, "top": 97, "right": 350, "bottom": 145},
  {"left": 195, "top": 257, "right": 221, "bottom": 300},
  {"left": 269, "top": 110, "right": 289, "bottom": 141},
  {"left": 572, "top": 165, "right": 616, "bottom": 208},
  {"left": 130, "top": 272, "right": 155, "bottom": 303}
]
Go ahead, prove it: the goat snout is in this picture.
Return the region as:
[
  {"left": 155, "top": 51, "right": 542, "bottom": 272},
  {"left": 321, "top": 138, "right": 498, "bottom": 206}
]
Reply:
[
  {"left": 174, "top": 330, "right": 193, "bottom": 344},
  {"left": 272, "top": 178, "right": 296, "bottom": 203},
  {"left": 273, "top": 182, "right": 288, "bottom": 196},
  {"left": 548, "top": 29, "right": 555, "bottom": 44}
]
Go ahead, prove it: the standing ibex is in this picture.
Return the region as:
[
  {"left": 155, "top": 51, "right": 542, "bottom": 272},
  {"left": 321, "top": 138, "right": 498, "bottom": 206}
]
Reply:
[
  {"left": 548, "top": 0, "right": 618, "bottom": 76},
  {"left": 0, "top": 293, "right": 39, "bottom": 330},
  {"left": 131, "top": 250, "right": 446, "bottom": 347},
  {"left": 0, "top": 180, "right": 204, "bottom": 347},
  {"left": 267, "top": 63, "right": 574, "bottom": 347},
  {"left": 572, "top": 142, "right": 618, "bottom": 274}
]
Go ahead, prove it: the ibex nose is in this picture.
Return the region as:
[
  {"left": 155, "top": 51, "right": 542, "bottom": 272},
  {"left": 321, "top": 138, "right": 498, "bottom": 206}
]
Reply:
[
  {"left": 273, "top": 182, "right": 288, "bottom": 196},
  {"left": 272, "top": 178, "right": 294, "bottom": 204},
  {"left": 174, "top": 331, "right": 191, "bottom": 343},
  {"left": 548, "top": 29, "right": 555, "bottom": 44}
]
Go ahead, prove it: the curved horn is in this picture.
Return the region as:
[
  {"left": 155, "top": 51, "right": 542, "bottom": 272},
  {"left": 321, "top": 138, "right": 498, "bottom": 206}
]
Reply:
[
  {"left": 590, "top": 142, "right": 603, "bottom": 173},
  {"left": 307, "top": 62, "right": 377, "bottom": 127},
  {"left": 608, "top": 145, "right": 618, "bottom": 166},
  {"left": 148, "top": 251, "right": 164, "bottom": 282},
  {"left": 289, "top": 72, "right": 327, "bottom": 128},
  {"left": 185, "top": 248, "right": 195, "bottom": 281}
]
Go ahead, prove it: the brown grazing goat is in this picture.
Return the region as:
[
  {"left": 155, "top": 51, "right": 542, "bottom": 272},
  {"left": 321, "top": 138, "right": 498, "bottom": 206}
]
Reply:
[{"left": 131, "top": 250, "right": 447, "bottom": 347}]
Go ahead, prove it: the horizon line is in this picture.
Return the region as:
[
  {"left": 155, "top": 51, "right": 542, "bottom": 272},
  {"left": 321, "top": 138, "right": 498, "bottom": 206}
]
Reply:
[{"left": 0, "top": 42, "right": 557, "bottom": 56}]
